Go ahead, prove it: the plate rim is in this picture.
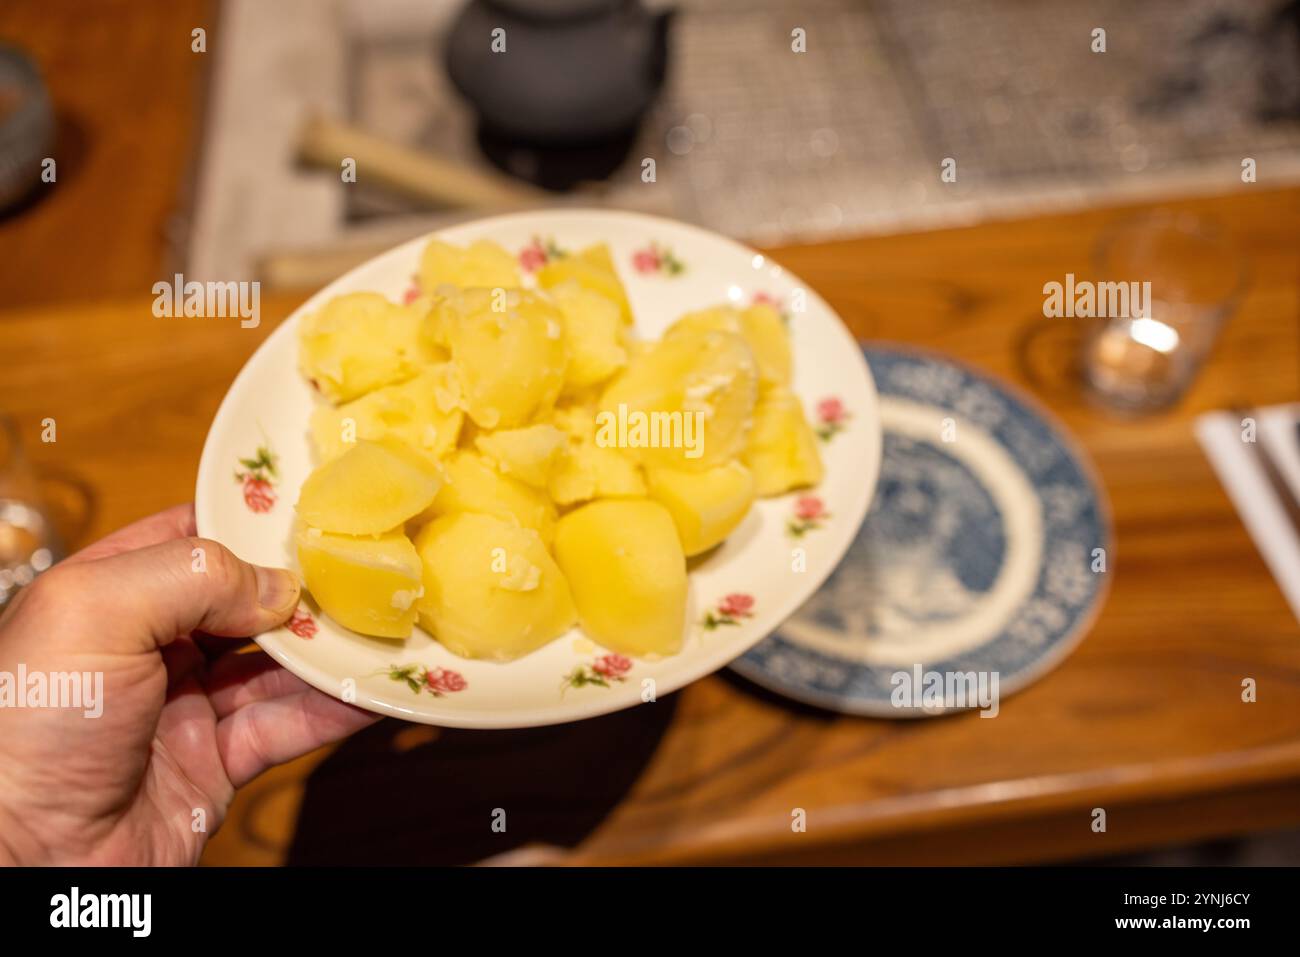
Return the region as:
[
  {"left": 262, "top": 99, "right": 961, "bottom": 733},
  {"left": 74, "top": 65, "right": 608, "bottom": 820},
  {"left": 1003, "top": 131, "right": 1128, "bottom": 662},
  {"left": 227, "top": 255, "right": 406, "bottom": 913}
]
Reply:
[{"left": 195, "top": 207, "right": 883, "bottom": 728}]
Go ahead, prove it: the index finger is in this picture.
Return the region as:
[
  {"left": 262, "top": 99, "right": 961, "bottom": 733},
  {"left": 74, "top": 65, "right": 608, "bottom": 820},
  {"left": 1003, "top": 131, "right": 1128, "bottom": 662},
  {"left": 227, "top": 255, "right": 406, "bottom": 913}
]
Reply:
[{"left": 62, "top": 503, "right": 198, "bottom": 566}]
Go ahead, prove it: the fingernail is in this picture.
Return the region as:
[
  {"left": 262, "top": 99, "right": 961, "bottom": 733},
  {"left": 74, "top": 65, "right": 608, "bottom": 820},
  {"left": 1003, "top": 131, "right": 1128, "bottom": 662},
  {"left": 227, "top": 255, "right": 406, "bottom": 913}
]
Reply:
[{"left": 255, "top": 565, "right": 300, "bottom": 614}]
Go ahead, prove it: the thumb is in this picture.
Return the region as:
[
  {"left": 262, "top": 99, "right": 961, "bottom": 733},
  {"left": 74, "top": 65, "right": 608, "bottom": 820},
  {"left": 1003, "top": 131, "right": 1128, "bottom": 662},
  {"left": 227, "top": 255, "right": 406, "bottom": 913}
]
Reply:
[{"left": 64, "top": 537, "right": 301, "bottom": 651}]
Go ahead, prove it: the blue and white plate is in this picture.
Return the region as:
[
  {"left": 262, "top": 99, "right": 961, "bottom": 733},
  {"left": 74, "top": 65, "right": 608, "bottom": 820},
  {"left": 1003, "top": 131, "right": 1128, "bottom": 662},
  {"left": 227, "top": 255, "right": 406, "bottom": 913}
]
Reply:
[{"left": 731, "top": 345, "right": 1111, "bottom": 718}]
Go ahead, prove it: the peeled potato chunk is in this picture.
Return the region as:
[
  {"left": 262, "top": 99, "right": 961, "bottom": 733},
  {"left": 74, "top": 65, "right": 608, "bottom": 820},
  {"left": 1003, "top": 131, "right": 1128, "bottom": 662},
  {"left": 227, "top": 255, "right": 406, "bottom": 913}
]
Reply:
[
  {"left": 437, "top": 288, "right": 566, "bottom": 429},
  {"left": 548, "top": 404, "right": 645, "bottom": 505},
  {"left": 428, "top": 450, "right": 557, "bottom": 545},
  {"left": 310, "top": 365, "right": 463, "bottom": 466},
  {"left": 667, "top": 303, "right": 791, "bottom": 387},
  {"left": 418, "top": 238, "right": 520, "bottom": 292},
  {"left": 537, "top": 243, "right": 633, "bottom": 325},
  {"left": 548, "top": 280, "right": 628, "bottom": 392},
  {"left": 598, "top": 328, "right": 757, "bottom": 472},
  {"left": 743, "top": 387, "right": 824, "bottom": 496},
  {"left": 740, "top": 302, "right": 792, "bottom": 385},
  {"left": 292, "top": 228, "right": 828, "bottom": 662},
  {"left": 474, "top": 424, "right": 566, "bottom": 488},
  {"left": 297, "top": 439, "right": 442, "bottom": 535},
  {"left": 414, "top": 512, "right": 576, "bottom": 662},
  {"left": 299, "top": 292, "right": 430, "bottom": 403},
  {"left": 297, "top": 525, "right": 423, "bottom": 639},
  {"left": 646, "top": 461, "right": 755, "bottom": 556},
  {"left": 554, "top": 499, "right": 688, "bottom": 658}
]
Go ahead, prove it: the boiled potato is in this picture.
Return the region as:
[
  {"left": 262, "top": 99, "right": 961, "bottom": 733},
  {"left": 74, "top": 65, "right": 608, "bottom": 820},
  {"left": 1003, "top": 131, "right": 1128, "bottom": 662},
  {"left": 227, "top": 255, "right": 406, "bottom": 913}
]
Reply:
[
  {"left": 548, "top": 280, "right": 628, "bottom": 392},
  {"left": 598, "top": 327, "right": 757, "bottom": 472},
  {"left": 437, "top": 288, "right": 566, "bottom": 429},
  {"left": 554, "top": 499, "right": 687, "bottom": 657},
  {"left": 294, "top": 230, "right": 826, "bottom": 660},
  {"left": 414, "top": 512, "right": 576, "bottom": 661},
  {"left": 740, "top": 302, "right": 792, "bottom": 385},
  {"left": 299, "top": 293, "right": 431, "bottom": 403},
  {"left": 548, "top": 404, "right": 645, "bottom": 505},
  {"left": 418, "top": 238, "right": 520, "bottom": 292},
  {"left": 743, "top": 387, "right": 824, "bottom": 496},
  {"left": 297, "top": 438, "right": 442, "bottom": 534},
  {"left": 537, "top": 242, "right": 633, "bottom": 325},
  {"left": 310, "top": 365, "right": 463, "bottom": 465},
  {"left": 667, "top": 303, "right": 791, "bottom": 387},
  {"left": 428, "top": 450, "right": 557, "bottom": 544},
  {"left": 646, "top": 461, "right": 755, "bottom": 556},
  {"left": 474, "top": 424, "right": 565, "bottom": 488},
  {"left": 297, "top": 525, "right": 423, "bottom": 639}
]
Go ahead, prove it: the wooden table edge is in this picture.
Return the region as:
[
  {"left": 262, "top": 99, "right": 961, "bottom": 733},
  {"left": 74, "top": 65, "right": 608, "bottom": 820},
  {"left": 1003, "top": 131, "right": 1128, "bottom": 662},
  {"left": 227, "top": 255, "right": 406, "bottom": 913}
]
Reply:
[{"left": 557, "top": 740, "right": 1300, "bottom": 865}]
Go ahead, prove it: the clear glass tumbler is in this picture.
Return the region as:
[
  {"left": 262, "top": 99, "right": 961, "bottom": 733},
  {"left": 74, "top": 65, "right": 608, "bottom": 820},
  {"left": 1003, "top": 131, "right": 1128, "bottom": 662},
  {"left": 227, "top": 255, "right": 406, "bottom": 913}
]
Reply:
[
  {"left": 0, "top": 415, "right": 63, "bottom": 609},
  {"left": 1083, "top": 211, "right": 1248, "bottom": 413}
]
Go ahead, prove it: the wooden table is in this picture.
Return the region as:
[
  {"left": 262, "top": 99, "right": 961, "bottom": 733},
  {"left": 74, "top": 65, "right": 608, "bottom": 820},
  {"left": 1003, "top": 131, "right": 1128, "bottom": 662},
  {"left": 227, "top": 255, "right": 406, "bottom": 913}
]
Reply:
[
  {"left": 0, "top": 0, "right": 213, "bottom": 309},
  {"left": 1, "top": 185, "right": 1297, "bottom": 865}
]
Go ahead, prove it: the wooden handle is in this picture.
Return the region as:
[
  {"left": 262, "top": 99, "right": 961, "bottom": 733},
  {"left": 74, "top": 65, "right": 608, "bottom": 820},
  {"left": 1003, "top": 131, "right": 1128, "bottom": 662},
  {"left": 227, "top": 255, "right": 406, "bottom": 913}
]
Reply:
[{"left": 297, "top": 115, "right": 548, "bottom": 210}]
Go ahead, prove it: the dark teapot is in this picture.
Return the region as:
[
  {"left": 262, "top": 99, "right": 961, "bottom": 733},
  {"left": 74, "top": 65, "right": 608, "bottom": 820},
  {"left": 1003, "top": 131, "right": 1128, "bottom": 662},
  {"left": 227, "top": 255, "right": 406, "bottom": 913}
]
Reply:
[{"left": 444, "top": 0, "right": 673, "bottom": 184}]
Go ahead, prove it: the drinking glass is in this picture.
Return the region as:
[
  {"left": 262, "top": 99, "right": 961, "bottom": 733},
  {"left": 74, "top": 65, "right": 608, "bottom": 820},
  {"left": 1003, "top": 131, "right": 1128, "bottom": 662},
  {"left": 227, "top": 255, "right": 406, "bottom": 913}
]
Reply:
[
  {"left": 0, "top": 415, "right": 63, "bottom": 608},
  {"left": 1083, "top": 211, "right": 1248, "bottom": 413}
]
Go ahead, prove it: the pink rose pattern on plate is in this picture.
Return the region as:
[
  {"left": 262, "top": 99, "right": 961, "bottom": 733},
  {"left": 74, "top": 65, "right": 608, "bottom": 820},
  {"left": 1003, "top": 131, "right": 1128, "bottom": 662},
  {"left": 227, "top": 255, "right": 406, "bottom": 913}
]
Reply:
[
  {"left": 387, "top": 664, "right": 468, "bottom": 697},
  {"left": 787, "top": 494, "right": 831, "bottom": 538},
  {"left": 703, "top": 592, "right": 755, "bottom": 630},
  {"left": 631, "top": 242, "right": 684, "bottom": 276},
  {"left": 286, "top": 606, "right": 318, "bottom": 639},
  {"left": 561, "top": 653, "right": 633, "bottom": 692},
  {"left": 814, "top": 396, "right": 850, "bottom": 441},
  {"left": 751, "top": 290, "right": 791, "bottom": 323},
  {"left": 235, "top": 443, "right": 278, "bottom": 513},
  {"left": 519, "top": 235, "right": 566, "bottom": 273}
]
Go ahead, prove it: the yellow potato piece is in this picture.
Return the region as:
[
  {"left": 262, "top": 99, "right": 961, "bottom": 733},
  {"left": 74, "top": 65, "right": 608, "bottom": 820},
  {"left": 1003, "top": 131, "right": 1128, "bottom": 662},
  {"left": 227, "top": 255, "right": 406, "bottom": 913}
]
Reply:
[
  {"left": 299, "top": 293, "right": 432, "bottom": 403},
  {"left": 548, "top": 404, "right": 645, "bottom": 505},
  {"left": 646, "top": 461, "right": 755, "bottom": 556},
  {"left": 598, "top": 327, "right": 757, "bottom": 472},
  {"left": 428, "top": 450, "right": 557, "bottom": 545},
  {"left": 740, "top": 302, "right": 792, "bottom": 386},
  {"left": 310, "top": 365, "right": 463, "bottom": 466},
  {"left": 548, "top": 281, "right": 628, "bottom": 392},
  {"left": 293, "top": 232, "right": 824, "bottom": 661},
  {"left": 537, "top": 242, "right": 633, "bottom": 325},
  {"left": 743, "top": 387, "right": 824, "bottom": 496},
  {"left": 474, "top": 424, "right": 566, "bottom": 488},
  {"left": 414, "top": 512, "right": 576, "bottom": 662},
  {"left": 297, "top": 439, "right": 442, "bottom": 535},
  {"left": 297, "top": 525, "right": 423, "bottom": 639},
  {"left": 554, "top": 499, "right": 688, "bottom": 658},
  {"left": 418, "top": 238, "right": 520, "bottom": 292},
  {"left": 437, "top": 288, "right": 566, "bottom": 429},
  {"left": 667, "top": 303, "right": 791, "bottom": 387}
]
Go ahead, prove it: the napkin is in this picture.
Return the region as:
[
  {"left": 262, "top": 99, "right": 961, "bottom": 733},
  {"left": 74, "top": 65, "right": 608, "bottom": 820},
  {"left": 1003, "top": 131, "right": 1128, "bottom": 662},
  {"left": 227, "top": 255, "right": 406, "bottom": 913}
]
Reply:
[{"left": 1195, "top": 403, "right": 1300, "bottom": 623}]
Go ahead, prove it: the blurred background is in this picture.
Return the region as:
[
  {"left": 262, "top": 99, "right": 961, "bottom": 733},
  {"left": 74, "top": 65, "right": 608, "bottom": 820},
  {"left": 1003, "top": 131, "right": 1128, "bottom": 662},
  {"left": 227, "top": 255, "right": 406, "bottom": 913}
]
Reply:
[
  {"left": 6, "top": 0, "right": 1300, "bottom": 302},
  {"left": 1, "top": 0, "right": 1299, "bottom": 865}
]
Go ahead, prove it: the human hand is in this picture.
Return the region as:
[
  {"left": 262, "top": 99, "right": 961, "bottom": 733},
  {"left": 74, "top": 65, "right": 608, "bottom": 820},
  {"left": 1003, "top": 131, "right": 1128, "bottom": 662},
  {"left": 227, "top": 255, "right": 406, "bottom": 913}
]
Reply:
[{"left": 0, "top": 504, "right": 377, "bottom": 865}]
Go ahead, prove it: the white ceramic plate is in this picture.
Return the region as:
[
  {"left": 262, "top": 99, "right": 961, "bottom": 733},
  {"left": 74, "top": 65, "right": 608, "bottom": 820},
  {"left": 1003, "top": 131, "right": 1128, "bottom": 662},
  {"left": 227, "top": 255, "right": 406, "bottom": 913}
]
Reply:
[{"left": 195, "top": 209, "right": 880, "bottom": 728}]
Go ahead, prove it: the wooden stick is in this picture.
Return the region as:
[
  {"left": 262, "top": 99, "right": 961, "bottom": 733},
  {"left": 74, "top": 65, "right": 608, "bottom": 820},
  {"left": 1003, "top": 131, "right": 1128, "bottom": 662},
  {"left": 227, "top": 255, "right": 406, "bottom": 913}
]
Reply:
[{"left": 297, "top": 115, "right": 548, "bottom": 210}]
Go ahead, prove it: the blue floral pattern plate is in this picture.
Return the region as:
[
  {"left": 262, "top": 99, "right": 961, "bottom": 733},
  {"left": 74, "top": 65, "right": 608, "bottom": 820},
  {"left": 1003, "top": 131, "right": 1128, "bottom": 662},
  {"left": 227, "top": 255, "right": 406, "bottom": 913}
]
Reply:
[{"left": 731, "top": 345, "right": 1111, "bottom": 717}]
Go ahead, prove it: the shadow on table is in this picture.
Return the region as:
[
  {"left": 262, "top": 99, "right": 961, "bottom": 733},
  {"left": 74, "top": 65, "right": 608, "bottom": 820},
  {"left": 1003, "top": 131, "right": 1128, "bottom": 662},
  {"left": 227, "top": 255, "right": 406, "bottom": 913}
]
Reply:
[{"left": 284, "top": 692, "right": 680, "bottom": 865}]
